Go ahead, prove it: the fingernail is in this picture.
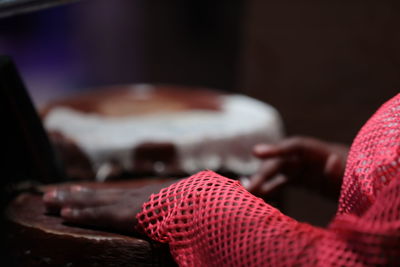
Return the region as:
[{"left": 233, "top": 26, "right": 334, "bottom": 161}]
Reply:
[
  {"left": 43, "top": 191, "right": 57, "bottom": 202},
  {"left": 254, "top": 144, "right": 273, "bottom": 154},
  {"left": 61, "top": 208, "right": 75, "bottom": 217},
  {"left": 71, "top": 185, "right": 89, "bottom": 193}
]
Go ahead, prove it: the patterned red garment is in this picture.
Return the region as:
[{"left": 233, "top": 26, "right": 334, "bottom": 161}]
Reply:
[{"left": 137, "top": 94, "right": 400, "bottom": 266}]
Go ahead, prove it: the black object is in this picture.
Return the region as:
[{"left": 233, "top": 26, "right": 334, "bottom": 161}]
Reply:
[
  {"left": 0, "top": 0, "right": 78, "bottom": 18},
  {"left": 0, "top": 56, "right": 65, "bottom": 191},
  {"left": 0, "top": 55, "right": 66, "bottom": 267}
]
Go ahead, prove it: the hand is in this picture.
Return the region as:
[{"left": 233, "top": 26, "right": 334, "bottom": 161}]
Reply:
[
  {"left": 42, "top": 180, "right": 178, "bottom": 235},
  {"left": 243, "top": 136, "right": 348, "bottom": 198}
]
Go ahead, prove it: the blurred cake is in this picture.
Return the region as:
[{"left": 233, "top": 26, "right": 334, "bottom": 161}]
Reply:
[{"left": 42, "top": 84, "right": 284, "bottom": 180}]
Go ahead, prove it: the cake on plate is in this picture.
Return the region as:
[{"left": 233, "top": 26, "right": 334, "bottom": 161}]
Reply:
[{"left": 42, "top": 84, "right": 284, "bottom": 180}]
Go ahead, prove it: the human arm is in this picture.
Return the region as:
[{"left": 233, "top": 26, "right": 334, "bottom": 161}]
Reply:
[
  {"left": 43, "top": 170, "right": 400, "bottom": 266},
  {"left": 138, "top": 170, "right": 400, "bottom": 266}
]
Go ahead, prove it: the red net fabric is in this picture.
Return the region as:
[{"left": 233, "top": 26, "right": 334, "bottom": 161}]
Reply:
[
  {"left": 137, "top": 94, "right": 400, "bottom": 266},
  {"left": 338, "top": 94, "right": 400, "bottom": 216}
]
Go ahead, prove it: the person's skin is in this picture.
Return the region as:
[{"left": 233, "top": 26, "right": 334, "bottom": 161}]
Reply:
[
  {"left": 43, "top": 136, "right": 348, "bottom": 234},
  {"left": 43, "top": 180, "right": 177, "bottom": 235},
  {"left": 244, "top": 136, "right": 349, "bottom": 199}
]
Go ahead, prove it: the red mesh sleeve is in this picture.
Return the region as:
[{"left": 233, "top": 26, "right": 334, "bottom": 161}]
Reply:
[
  {"left": 137, "top": 171, "right": 324, "bottom": 266},
  {"left": 137, "top": 94, "right": 400, "bottom": 266},
  {"left": 137, "top": 171, "right": 400, "bottom": 266}
]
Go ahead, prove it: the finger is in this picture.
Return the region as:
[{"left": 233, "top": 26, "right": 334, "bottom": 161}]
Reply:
[
  {"left": 260, "top": 174, "right": 288, "bottom": 195},
  {"left": 43, "top": 186, "right": 120, "bottom": 210},
  {"left": 61, "top": 206, "right": 115, "bottom": 228},
  {"left": 43, "top": 187, "right": 93, "bottom": 209},
  {"left": 61, "top": 205, "right": 136, "bottom": 234},
  {"left": 254, "top": 137, "right": 333, "bottom": 161},
  {"left": 246, "top": 158, "right": 284, "bottom": 193},
  {"left": 253, "top": 138, "right": 305, "bottom": 159},
  {"left": 68, "top": 185, "right": 126, "bottom": 195},
  {"left": 253, "top": 144, "right": 281, "bottom": 158}
]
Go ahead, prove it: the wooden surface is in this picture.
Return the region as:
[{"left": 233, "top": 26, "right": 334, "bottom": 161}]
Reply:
[{"left": 6, "top": 179, "right": 177, "bottom": 267}]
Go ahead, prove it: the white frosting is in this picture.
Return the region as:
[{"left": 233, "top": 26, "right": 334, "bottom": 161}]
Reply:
[{"left": 44, "top": 94, "right": 284, "bottom": 179}]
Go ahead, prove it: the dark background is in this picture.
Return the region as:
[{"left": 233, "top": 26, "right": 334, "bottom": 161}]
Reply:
[{"left": 1, "top": 0, "right": 399, "bottom": 144}]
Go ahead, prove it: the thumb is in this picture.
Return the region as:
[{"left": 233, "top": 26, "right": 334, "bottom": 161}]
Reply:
[
  {"left": 253, "top": 144, "right": 282, "bottom": 159},
  {"left": 324, "top": 153, "right": 344, "bottom": 180}
]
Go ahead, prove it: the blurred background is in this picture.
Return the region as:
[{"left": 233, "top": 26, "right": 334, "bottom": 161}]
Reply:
[
  {"left": 2, "top": 0, "right": 400, "bottom": 225},
  {"left": 2, "top": 0, "right": 400, "bottom": 143}
]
